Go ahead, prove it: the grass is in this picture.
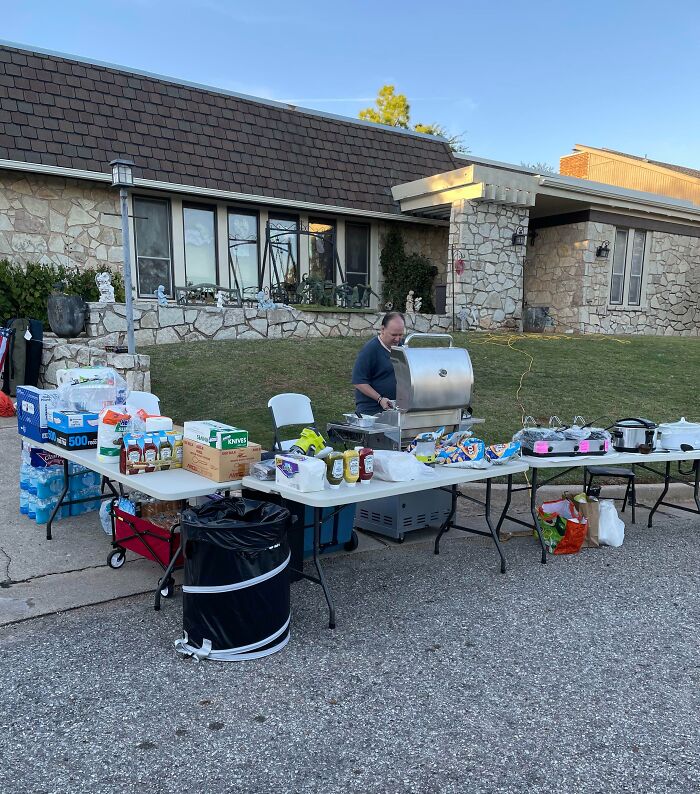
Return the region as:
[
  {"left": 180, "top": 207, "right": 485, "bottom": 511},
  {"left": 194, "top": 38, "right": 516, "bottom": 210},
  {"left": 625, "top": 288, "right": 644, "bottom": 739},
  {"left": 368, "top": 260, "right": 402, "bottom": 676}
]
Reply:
[{"left": 144, "top": 332, "right": 700, "bottom": 460}]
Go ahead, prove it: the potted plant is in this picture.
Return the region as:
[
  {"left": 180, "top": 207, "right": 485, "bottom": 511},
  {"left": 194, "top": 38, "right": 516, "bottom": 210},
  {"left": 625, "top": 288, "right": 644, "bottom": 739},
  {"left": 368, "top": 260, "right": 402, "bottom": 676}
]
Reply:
[{"left": 47, "top": 281, "right": 88, "bottom": 338}]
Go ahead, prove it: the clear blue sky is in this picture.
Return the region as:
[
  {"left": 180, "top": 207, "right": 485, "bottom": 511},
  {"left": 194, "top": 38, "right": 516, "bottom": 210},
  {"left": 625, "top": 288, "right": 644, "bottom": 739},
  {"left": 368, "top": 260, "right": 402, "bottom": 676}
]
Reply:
[{"left": 4, "top": 0, "right": 700, "bottom": 170}]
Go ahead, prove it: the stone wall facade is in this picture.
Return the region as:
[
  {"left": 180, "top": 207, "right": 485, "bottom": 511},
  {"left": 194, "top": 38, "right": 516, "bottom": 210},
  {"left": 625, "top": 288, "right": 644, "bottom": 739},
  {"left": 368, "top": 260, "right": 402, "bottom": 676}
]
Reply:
[
  {"left": 525, "top": 221, "right": 700, "bottom": 335},
  {"left": 41, "top": 339, "right": 150, "bottom": 391},
  {"left": 84, "top": 302, "right": 453, "bottom": 347},
  {"left": 0, "top": 170, "right": 123, "bottom": 271},
  {"left": 447, "top": 199, "right": 528, "bottom": 329}
]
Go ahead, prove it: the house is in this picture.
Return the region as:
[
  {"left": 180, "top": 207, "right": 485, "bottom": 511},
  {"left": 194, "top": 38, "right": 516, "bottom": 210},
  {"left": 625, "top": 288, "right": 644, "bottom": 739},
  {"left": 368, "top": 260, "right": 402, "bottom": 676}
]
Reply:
[{"left": 2, "top": 41, "right": 700, "bottom": 338}]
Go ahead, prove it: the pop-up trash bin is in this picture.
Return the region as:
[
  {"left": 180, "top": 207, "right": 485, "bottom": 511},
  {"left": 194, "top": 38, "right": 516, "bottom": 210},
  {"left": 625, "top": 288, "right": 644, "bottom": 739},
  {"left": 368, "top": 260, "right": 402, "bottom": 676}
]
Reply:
[{"left": 174, "top": 497, "right": 291, "bottom": 662}]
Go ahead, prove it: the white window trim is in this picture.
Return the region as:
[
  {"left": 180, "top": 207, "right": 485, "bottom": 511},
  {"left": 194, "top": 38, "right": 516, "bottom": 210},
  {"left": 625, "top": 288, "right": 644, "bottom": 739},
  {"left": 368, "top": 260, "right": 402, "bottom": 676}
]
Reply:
[{"left": 607, "top": 227, "right": 651, "bottom": 310}]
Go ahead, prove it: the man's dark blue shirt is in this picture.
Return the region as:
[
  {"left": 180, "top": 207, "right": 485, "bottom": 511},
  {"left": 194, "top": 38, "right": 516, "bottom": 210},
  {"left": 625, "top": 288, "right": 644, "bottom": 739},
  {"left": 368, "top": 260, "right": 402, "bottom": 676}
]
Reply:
[{"left": 351, "top": 336, "right": 396, "bottom": 415}]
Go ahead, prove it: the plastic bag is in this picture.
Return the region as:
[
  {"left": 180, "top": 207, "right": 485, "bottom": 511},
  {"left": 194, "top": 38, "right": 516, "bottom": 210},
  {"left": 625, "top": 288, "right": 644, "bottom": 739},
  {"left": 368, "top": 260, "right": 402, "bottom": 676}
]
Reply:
[
  {"left": 372, "top": 450, "right": 435, "bottom": 482},
  {"left": 598, "top": 500, "right": 625, "bottom": 547},
  {"left": 434, "top": 435, "right": 490, "bottom": 469},
  {"left": 537, "top": 497, "right": 588, "bottom": 554},
  {"left": 99, "top": 500, "right": 112, "bottom": 535},
  {"left": 485, "top": 441, "right": 521, "bottom": 464},
  {"left": 57, "top": 367, "right": 128, "bottom": 412}
]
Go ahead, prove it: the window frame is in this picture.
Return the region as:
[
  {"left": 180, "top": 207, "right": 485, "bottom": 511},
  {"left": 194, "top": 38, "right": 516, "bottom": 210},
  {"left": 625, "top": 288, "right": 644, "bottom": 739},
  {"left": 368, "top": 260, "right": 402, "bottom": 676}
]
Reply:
[
  {"left": 308, "top": 216, "right": 337, "bottom": 282},
  {"left": 132, "top": 195, "right": 175, "bottom": 299},
  {"left": 182, "top": 201, "right": 219, "bottom": 286},
  {"left": 227, "top": 206, "right": 260, "bottom": 292},
  {"left": 608, "top": 226, "right": 650, "bottom": 309},
  {"left": 267, "top": 212, "right": 300, "bottom": 287}
]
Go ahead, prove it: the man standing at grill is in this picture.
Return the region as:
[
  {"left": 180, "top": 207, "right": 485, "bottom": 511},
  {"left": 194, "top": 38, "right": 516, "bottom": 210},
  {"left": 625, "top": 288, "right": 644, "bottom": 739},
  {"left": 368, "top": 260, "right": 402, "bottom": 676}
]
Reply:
[{"left": 352, "top": 311, "right": 405, "bottom": 415}]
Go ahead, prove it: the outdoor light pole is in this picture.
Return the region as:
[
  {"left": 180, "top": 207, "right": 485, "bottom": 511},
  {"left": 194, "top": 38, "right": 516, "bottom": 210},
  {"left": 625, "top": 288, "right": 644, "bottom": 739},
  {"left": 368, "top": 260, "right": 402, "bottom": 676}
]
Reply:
[{"left": 110, "top": 158, "right": 136, "bottom": 355}]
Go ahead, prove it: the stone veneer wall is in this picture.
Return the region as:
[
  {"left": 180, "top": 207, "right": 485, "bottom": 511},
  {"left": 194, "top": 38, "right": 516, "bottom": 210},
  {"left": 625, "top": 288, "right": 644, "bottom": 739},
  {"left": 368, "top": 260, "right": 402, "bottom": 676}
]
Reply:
[
  {"left": 0, "top": 171, "right": 123, "bottom": 271},
  {"left": 40, "top": 339, "right": 151, "bottom": 391},
  {"left": 447, "top": 199, "right": 528, "bottom": 329},
  {"left": 85, "top": 302, "right": 454, "bottom": 346},
  {"left": 377, "top": 221, "right": 449, "bottom": 281},
  {"left": 525, "top": 221, "right": 700, "bottom": 335}
]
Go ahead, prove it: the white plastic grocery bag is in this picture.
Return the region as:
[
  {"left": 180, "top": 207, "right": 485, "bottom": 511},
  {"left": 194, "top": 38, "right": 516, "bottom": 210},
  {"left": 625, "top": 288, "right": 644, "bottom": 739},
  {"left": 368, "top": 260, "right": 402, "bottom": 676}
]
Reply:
[
  {"left": 598, "top": 500, "right": 625, "bottom": 547},
  {"left": 372, "top": 450, "right": 435, "bottom": 482}
]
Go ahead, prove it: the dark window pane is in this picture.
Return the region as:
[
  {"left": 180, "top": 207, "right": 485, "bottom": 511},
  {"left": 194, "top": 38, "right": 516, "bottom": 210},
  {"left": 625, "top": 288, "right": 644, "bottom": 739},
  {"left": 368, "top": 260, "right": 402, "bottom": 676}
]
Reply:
[
  {"left": 309, "top": 219, "right": 335, "bottom": 281},
  {"left": 184, "top": 206, "right": 217, "bottom": 284},
  {"left": 228, "top": 212, "right": 258, "bottom": 292},
  {"left": 134, "top": 198, "right": 170, "bottom": 258},
  {"left": 268, "top": 215, "right": 299, "bottom": 287},
  {"left": 610, "top": 229, "right": 627, "bottom": 304},
  {"left": 345, "top": 223, "right": 369, "bottom": 284},
  {"left": 627, "top": 230, "right": 645, "bottom": 306},
  {"left": 137, "top": 257, "right": 173, "bottom": 297}
]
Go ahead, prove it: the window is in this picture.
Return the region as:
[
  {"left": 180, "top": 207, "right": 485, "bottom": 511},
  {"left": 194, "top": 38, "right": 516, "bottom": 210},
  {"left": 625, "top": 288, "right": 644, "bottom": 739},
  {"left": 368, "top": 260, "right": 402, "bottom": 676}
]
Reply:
[
  {"left": 268, "top": 214, "right": 299, "bottom": 287},
  {"left": 609, "top": 227, "right": 648, "bottom": 307},
  {"left": 345, "top": 223, "right": 370, "bottom": 287},
  {"left": 308, "top": 219, "right": 336, "bottom": 282},
  {"left": 228, "top": 210, "right": 259, "bottom": 294},
  {"left": 133, "top": 197, "right": 173, "bottom": 298},
  {"left": 183, "top": 204, "right": 218, "bottom": 285}
]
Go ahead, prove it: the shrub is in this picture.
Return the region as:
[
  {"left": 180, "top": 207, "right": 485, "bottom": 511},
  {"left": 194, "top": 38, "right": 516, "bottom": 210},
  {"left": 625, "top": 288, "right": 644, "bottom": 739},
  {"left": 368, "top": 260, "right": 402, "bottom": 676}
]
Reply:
[
  {"left": 0, "top": 260, "right": 125, "bottom": 323},
  {"left": 379, "top": 227, "right": 438, "bottom": 313}
]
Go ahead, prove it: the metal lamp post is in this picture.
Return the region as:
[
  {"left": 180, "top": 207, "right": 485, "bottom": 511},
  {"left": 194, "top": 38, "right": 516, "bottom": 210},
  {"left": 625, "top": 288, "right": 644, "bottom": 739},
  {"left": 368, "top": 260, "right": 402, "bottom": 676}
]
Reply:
[{"left": 110, "top": 158, "right": 136, "bottom": 354}]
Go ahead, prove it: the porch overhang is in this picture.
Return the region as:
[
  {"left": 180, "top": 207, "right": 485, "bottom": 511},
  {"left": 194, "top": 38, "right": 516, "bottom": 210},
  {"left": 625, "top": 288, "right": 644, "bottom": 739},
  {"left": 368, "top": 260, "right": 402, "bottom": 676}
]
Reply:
[{"left": 391, "top": 164, "right": 538, "bottom": 219}]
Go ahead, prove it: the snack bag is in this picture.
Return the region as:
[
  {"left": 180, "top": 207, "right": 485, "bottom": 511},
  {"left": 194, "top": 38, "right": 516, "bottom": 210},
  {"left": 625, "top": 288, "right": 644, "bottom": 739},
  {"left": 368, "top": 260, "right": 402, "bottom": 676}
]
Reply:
[{"left": 485, "top": 441, "right": 521, "bottom": 464}]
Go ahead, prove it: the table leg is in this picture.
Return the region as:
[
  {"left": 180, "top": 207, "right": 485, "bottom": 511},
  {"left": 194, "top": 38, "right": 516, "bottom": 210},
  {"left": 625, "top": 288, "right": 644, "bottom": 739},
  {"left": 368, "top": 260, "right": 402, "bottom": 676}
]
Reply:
[
  {"left": 694, "top": 461, "right": 700, "bottom": 513},
  {"left": 46, "top": 458, "right": 70, "bottom": 541},
  {"left": 647, "top": 461, "right": 671, "bottom": 528},
  {"left": 483, "top": 478, "right": 506, "bottom": 574},
  {"left": 529, "top": 469, "right": 547, "bottom": 564},
  {"left": 434, "top": 484, "right": 457, "bottom": 555},
  {"left": 311, "top": 506, "right": 336, "bottom": 629},
  {"left": 495, "top": 475, "right": 513, "bottom": 538}
]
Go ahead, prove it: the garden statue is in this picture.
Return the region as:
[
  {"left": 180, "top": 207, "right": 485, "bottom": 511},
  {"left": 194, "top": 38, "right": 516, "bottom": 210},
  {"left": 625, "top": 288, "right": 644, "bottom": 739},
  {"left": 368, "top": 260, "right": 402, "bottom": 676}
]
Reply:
[
  {"left": 155, "top": 285, "right": 168, "bottom": 306},
  {"left": 405, "top": 290, "right": 415, "bottom": 314},
  {"left": 216, "top": 290, "right": 226, "bottom": 309},
  {"left": 384, "top": 301, "right": 394, "bottom": 311},
  {"left": 414, "top": 296, "right": 422, "bottom": 313},
  {"left": 256, "top": 289, "right": 292, "bottom": 312},
  {"left": 457, "top": 306, "right": 479, "bottom": 331},
  {"left": 95, "top": 272, "right": 115, "bottom": 304}
]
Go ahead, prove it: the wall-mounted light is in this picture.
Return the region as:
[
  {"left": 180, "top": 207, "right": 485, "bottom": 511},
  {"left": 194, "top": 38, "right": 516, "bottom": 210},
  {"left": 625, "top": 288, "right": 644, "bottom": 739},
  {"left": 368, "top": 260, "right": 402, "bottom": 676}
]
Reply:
[
  {"left": 511, "top": 225, "right": 526, "bottom": 246},
  {"left": 596, "top": 240, "right": 610, "bottom": 259},
  {"left": 110, "top": 158, "right": 134, "bottom": 187}
]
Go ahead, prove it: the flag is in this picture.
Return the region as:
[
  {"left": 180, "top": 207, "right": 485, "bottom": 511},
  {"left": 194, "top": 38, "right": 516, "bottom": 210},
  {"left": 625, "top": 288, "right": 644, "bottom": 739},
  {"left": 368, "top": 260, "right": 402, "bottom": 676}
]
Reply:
[{"left": 0, "top": 326, "right": 14, "bottom": 377}]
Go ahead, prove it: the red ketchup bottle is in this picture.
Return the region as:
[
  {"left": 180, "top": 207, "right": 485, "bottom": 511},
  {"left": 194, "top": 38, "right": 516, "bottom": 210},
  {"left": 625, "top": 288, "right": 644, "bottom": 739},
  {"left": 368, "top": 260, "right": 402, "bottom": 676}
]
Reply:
[{"left": 356, "top": 447, "right": 374, "bottom": 485}]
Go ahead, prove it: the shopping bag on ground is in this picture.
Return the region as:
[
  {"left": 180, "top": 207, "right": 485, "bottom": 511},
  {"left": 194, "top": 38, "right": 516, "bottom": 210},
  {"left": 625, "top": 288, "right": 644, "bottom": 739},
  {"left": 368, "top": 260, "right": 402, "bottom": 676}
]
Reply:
[
  {"left": 537, "top": 497, "right": 588, "bottom": 555},
  {"left": 598, "top": 500, "right": 624, "bottom": 547}
]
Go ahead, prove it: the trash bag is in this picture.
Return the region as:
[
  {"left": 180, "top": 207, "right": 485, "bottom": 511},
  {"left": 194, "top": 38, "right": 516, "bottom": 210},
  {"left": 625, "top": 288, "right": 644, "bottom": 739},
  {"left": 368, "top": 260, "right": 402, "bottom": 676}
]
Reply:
[{"left": 174, "top": 497, "right": 291, "bottom": 662}]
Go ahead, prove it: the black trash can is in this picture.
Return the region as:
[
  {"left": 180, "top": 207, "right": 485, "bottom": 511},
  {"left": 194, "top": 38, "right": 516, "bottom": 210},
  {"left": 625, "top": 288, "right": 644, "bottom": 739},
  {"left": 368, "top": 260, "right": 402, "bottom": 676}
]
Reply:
[{"left": 174, "top": 497, "right": 291, "bottom": 662}]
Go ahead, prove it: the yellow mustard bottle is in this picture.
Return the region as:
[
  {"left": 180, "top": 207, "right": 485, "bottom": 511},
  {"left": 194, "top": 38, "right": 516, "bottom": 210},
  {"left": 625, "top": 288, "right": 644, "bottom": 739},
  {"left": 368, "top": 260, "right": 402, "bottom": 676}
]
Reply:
[{"left": 343, "top": 449, "right": 360, "bottom": 487}]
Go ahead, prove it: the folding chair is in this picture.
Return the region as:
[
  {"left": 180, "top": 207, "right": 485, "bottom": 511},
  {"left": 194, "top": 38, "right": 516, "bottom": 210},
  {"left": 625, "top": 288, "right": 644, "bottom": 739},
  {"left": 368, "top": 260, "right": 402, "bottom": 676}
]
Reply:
[{"left": 268, "top": 393, "right": 315, "bottom": 452}]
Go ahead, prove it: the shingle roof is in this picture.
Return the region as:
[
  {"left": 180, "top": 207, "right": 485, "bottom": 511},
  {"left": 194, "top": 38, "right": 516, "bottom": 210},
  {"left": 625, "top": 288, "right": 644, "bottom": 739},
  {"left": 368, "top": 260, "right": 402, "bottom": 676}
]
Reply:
[
  {"left": 598, "top": 147, "right": 700, "bottom": 180},
  {"left": 0, "top": 43, "right": 458, "bottom": 215}
]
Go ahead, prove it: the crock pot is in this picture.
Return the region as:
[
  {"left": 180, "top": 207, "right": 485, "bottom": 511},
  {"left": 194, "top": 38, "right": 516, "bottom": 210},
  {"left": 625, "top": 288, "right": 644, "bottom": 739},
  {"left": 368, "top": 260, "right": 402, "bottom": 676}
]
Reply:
[
  {"left": 656, "top": 417, "right": 700, "bottom": 451},
  {"left": 610, "top": 418, "right": 657, "bottom": 452}
]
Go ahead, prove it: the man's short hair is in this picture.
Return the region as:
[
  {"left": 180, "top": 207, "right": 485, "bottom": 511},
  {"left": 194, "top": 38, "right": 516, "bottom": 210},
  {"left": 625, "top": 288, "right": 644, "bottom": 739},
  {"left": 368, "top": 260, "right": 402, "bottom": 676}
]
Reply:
[{"left": 381, "top": 311, "right": 405, "bottom": 327}]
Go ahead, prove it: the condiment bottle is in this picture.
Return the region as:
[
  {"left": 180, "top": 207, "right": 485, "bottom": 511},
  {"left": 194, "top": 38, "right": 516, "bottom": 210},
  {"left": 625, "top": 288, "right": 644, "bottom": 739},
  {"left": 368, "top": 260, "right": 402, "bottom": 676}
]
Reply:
[
  {"left": 142, "top": 434, "right": 158, "bottom": 473},
  {"left": 343, "top": 449, "right": 360, "bottom": 487},
  {"left": 158, "top": 434, "right": 173, "bottom": 470},
  {"left": 124, "top": 435, "right": 143, "bottom": 474},
  {"left": 356, "top": 447, "right": 374, "bottom": 485},
  {"left": 326, "top": 451, "right": 344, "bottom": 489}
]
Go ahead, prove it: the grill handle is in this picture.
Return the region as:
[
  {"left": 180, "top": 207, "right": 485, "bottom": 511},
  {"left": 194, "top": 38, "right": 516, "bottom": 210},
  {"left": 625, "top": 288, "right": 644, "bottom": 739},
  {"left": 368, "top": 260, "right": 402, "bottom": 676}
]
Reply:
[{"left": 402, "top": 332, "right": 454, "bottom": 348}]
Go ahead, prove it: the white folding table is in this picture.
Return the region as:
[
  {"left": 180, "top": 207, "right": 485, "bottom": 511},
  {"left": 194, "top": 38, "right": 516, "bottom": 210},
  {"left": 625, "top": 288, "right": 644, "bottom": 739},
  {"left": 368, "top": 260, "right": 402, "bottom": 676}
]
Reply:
[
  {"left": 242, "top": 459, "right": 530, "bottom": 628},
  {"left": 518, "top": 449, "right": 700, "bottom": 531}
]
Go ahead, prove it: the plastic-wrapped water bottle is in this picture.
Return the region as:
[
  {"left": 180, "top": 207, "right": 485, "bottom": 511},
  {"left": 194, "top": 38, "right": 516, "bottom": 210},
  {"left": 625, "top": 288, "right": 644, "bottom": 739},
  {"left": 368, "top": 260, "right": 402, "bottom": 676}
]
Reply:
[
  {"left": 20, "top": 460, "right": 32, "bottom": 492},
  {"left": 19, "top": 489, "right": 29, "bottom": 515},
  {"left": 27, "top": 492, "right": 37, "bottom": 520}
]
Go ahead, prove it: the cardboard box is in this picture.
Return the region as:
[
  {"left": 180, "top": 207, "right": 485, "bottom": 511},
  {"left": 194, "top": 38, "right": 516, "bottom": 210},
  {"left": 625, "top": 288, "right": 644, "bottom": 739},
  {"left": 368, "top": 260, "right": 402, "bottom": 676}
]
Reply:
[
  {"left": 46, "top": 409, "right": 99, "bottom": 450},
  {"left": 120, "top": 431, "right": 183, "bottom": 475},
  {"left": 183, "top": 420, "right": 248, "bottom": 450},
  {"left": 17, "top": 386, "right": 59, "bottom": 443},
  {"left": 183, "top": 438, "right": 261, "bottom": 482}
]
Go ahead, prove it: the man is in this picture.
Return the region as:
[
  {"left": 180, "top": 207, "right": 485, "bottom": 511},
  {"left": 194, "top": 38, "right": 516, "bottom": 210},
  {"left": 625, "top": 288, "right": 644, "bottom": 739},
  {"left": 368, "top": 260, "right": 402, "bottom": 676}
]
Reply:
[{"left": 352, "top": 311, "right": 405, "bottom": 415}]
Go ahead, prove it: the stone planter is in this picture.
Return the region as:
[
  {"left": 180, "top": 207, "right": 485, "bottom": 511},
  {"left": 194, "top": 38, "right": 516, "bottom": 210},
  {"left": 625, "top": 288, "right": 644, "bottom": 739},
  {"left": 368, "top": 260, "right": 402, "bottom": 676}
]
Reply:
[{"left": 47, "top": 293, "right": 88, "bottom": 338}]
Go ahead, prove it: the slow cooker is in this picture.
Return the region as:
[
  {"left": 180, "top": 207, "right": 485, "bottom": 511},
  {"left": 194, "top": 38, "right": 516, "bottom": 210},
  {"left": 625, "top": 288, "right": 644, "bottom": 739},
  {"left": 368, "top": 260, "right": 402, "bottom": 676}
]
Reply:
[{"left": 610, "top": 417, "right": 657, "bottom": 452}]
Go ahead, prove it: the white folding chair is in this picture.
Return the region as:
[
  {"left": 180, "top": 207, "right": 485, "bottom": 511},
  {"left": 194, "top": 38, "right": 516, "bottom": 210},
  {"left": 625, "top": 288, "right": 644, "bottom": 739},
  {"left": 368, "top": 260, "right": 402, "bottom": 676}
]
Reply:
[
  {"left": 268, "top": 393, "right": 315, "bottom": 452},
  {"left": 126, "top": 390, "right": 161, "bottom": 416}
]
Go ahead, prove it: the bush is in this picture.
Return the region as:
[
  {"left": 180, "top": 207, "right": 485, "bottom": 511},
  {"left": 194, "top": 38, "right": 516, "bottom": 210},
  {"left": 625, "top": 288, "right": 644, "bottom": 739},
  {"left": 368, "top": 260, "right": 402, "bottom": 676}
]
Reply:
[
  {"left": 379, "top": 227, "right": 438, "bottom": 313},
  {"left": 0, "top": 260, "right": 125, "bottom": 323}
]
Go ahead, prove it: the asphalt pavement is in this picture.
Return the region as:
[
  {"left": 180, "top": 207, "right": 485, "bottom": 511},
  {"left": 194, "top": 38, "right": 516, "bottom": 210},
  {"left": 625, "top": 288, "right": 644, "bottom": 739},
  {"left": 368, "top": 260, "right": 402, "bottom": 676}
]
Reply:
[{"left": 1, "top": 514, "right": 698, "bottom": 794}]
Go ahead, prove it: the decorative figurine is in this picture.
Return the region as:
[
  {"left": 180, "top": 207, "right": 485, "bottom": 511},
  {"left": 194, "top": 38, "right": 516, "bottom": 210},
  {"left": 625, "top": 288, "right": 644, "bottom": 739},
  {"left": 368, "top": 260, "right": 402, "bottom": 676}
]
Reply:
[
  {"left": 95, "top": 272, "right": 115, "bottom": 303},
  {"left": 384, "top": 301, "right": 394, "bottom": 311},
  {"left": 456, "top": 306, "right": 479, "bottom": 331},
  {"left": 256, "top": 289, "right": 291, "bottom": 311},
  {"left": 155, "top": 285, "right": 168, "bottom": 306},
  {"left": 414, "top": 296, "right": 422, "bottom": 313},
  {"left": 216, "top": 290, "right": 226, "bottom": 308},
  {"left": 405, "top": 290, "right": 415, "bottom": 314}
]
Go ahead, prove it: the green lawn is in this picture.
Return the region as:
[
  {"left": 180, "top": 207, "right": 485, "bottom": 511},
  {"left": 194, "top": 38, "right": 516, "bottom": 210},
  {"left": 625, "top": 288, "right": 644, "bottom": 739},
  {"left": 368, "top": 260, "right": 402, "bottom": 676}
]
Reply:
[{"left": 144, "top": 332, "right": 700, "bottom": 456}]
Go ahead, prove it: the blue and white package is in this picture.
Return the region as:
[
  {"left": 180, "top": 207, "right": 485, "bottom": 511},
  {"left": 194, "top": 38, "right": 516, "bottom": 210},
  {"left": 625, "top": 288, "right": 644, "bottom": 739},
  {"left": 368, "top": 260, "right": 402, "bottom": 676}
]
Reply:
[{"left": 485, "top": 441, "right": 521, "bottom": 464}]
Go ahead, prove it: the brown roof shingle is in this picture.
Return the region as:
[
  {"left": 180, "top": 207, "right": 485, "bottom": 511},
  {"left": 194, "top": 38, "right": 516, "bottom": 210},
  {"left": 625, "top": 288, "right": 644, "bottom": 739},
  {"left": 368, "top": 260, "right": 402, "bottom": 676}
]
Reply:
[{"left": 0, "top": 43, "right": 458, "bottom": 214}]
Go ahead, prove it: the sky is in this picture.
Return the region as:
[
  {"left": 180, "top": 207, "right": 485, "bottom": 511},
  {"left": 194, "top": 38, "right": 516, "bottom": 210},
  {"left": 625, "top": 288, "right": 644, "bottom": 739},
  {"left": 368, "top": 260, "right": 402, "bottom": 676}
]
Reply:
[{"left": 3, "top": 0, "right": 700, "bottom": 170}]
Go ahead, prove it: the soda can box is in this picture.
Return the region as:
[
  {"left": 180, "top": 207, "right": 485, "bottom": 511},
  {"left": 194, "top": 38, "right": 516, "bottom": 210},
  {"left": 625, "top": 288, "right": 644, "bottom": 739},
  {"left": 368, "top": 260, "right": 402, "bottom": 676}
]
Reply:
[
  {"left": 16, "top": 386, "right": 59, "bottom": 443},
  {"left": 183, "top": 420, "right": 248, "bottom": 450},
  {"left": 47, "top": 410, "right": 99, "bottom": 451},
  {"left": 29, "top": 447, "right": 65, "bottom": 468}
]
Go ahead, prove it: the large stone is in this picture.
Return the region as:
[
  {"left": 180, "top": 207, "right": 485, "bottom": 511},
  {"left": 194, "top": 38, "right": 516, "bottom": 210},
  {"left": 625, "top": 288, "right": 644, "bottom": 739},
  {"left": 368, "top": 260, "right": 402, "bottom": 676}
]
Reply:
[
  {"left": 156, "top": 327, "right": 182, "bottom": 344},
  {"left": 103, "top": 311, "right": 127, "bottom": 333},
  {"left": 194, "top": 311, "right": 224, "bottom": 336},
  {"left": 158, "top": 307, "right": 185, "bottom": 327},
  {"left": 213, "top": 326, "right": 241, "bottom": 341},
  {"left": 267, "top": 308, "right": 293, "bottom": 325},
  {"left": 139, "top": 311, "right": 158, "bottom": 329},
  {"left": 66, "top": 205, "right": 95, "bottom": 227}
]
